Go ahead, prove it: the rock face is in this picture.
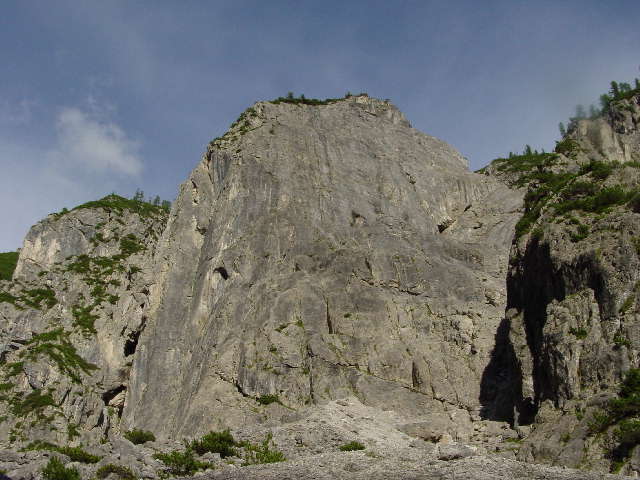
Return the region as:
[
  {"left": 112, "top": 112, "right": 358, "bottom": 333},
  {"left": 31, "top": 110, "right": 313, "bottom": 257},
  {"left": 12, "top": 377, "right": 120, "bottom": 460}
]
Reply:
[
  {"left": 483, "top": 93, "right": 640, "bottom": 473},
  {"left": 122, "top": 95, "right": 522, "bottom": 438},
  {"left": 0, "top": 197, "right": 167, "bottom": 445}
]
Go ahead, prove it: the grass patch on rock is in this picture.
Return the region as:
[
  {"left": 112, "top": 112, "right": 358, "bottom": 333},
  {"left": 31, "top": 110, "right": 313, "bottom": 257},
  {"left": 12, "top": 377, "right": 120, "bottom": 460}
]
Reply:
[
  {"left": 96, "top": 464, "right": 136, "bottom": 480},
  {"left": 339, "top": 441, "right": 365, "bottom": 451},
  {"left": 242, "top": 433, "right": 285, "bottom": 465}
]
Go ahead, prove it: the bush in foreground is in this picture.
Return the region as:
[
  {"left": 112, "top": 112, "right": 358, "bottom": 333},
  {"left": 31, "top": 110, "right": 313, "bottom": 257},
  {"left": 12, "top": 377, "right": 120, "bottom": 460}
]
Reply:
[
  {"left": 96, "top": 464, "right": 136, "bottom": 480},
  {"left": 124, "top": 428, "right": 156, "bottom": 444},
  {"left": 339, "top": 441, "right": 366, "bottom": 451},
  {"left": 190, "top": 429, "right": 237, "bottom": 458},
  {"left": 153, "top": 449, "right": 210, "bottom": 476},
  {"left": 41, "top": 457, "right": 80, "bottom": 480}
]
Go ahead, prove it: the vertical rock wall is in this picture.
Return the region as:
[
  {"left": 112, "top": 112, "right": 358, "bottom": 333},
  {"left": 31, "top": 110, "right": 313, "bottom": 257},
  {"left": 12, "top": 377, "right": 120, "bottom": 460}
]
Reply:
[{"left": 123, "top": 96, "right": 523, "bottom": 438}]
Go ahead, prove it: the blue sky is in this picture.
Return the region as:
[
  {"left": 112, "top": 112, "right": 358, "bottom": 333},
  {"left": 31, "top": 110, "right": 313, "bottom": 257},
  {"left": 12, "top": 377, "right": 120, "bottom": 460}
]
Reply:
[{"left": 1, "top": 0, "right": 639, "bottom": 251}]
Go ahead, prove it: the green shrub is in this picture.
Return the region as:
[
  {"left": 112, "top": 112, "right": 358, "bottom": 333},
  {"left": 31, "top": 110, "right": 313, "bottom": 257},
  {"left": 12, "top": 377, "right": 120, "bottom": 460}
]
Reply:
[
  {"left": 556, "top": 186, "right": 634, "bottom": 216},
  {"left": 569, "top": 223, "right": 589, "bottom": 242},
  {"left": 579, "top": 159, "right": 619, "bottom": 180},
  {"left": 153, "top": 449, "right": 209, "bottom": 476},
  {"left": 339, "top": 441, "right": 365, "bottom": 451},
  {"left": 190, "top": 429, "right": 237, "bottom": 458},
  {"left": 243, "top": 433, "right": 285, "bottom": 465},
  {"left": 24, "top": 329, "right": 98, "bottom": 383},
  {"left": 26, "top": 441, "right": 102, "bottom": 463},
  {"left": 620, "top": 295, "right": 635, "bottom": 314},
  {"left": 610, "top": 419, "right": 640, "bottom": 471},
  {"left": 568, "top": 327, "right": 588, "bottom": 340},
  {"left": 119, "top": 234, "right": 145, "bottom": 257},
  {"left": 57, "top": 446, "right": 101, "bottom": 464},
  {"left": 21, "top": 287, "right": 58, "bottom": 309},
  {"left": 619, "top": 369, "right": 640, "bottom": 398},
  {"left": 124, "top": 429, "right": 156, "bottom": 444},
  {"left": 0, "top": 251, "right": 19, "bottom": 281},
  {"left": 10, "top": 390, "right": 56, "bottom": 417},
  {"left": 96, "top": 464, "right": 136, "bottom": 480},
  {"left": 555, "top": 138, "right": 581, "bottom": 158},
  {"left": 587, "top": 409, "right": 611, "bottom": 434},
  {"left": 615, "top": 419, "right": 640, "bottom": 445},
  {"left": 41, "top": 457, "right": 80, "bottom": 480},
  {"left": 614, "top": 333, "right": 632, "bottom": 348},
  {"left": 256, "top": 394, "right": 280, "bottom": 405},
  {"left": 269, "top": 93, "right": 344, "bottom": 106},
  {"left": 71, "top": 304, "right": 98, "bottom": 335}
]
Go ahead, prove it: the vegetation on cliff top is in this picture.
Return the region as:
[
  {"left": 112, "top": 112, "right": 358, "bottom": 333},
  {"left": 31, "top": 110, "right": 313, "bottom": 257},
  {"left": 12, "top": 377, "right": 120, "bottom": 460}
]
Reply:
[
  {"left": 209, "top": 92, "right": 370, "bottom": 147},
  {"left": 54, "top": 193, "right": 169, "bottom": 220},
  {"left": 269, "top": 91, "right": 364, "bottom": 106},
  {"left": 558, "top": 77, "right": 640, "bottom": 135},
  {"left": 482, "top": 77, "right": 640, "bottom": 239}
]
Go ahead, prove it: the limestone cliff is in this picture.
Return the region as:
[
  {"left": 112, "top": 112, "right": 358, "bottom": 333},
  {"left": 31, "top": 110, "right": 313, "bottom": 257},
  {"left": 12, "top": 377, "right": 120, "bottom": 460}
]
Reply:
[
  {"left": 123, "top": 95, "right": 522, "bottom": 437},
  {"left": 0, "top": 196, "right": 167, "bottom": 445}
]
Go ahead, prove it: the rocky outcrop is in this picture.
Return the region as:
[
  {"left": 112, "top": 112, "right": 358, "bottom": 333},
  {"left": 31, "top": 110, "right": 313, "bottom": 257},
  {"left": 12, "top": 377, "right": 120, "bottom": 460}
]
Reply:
[
  {"left": 122, "top": 95, "right": 523, "bottom": 439},
  {"left": 484, "top": 93, "right": 640, "bottom": 473},
  {"left": 0, "top": 196, "right": 167, "bottom": 446}
]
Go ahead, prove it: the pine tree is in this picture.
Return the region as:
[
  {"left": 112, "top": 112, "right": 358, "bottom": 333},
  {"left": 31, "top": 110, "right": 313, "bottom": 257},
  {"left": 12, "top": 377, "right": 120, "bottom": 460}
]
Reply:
[
  {"left": 610, "top": 81, "right": 620, "bottom": 99},
  {"left": 152, "top": 195, "right": 161, "bottom": 206},
  {"left": 620, "top": 82, "right": 632, "bottom": 94},
  {"left": 133, "top": 189, "right": 144, "bottom": 202},
  {"left": 558, "top": 122, "right": 566, "bottom": 137},
  {"left": 600, "top": 94, "right": 611, "bottom": 111}
]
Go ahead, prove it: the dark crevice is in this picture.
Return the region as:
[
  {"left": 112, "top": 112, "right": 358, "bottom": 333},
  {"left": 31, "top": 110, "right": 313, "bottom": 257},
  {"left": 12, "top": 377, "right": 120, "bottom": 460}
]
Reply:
[
  {"left": 351, "top": 211, "right": 367, "bottom": 227},
  {"left": 481, "top": 236, "right": 610, "bottom": 426},
  {"left": 479, "top": 317, "right": 523, "bottom": 424},
  {"left": 437, "top": 219, "right": 454, "bottom": 233},
  {"left": 214, "top": 267, "right": 229, "bottom": 280},
  {"left": 102, "top": 385, "right": 126, "bottom": 418},
  {"left": 325, "top": 298, "right": 334, "bottom": 334},
  {"left": 411, "top": 362, "right": 422, "bottom": 389},
  {"left": 364, "top": 258, "right": 373, "bottom": 277},
  {"left": 124, "top": 330, "right": 141, "bottom": 357},
  {"left": 96, "top": 410, "right": 105, "bottom": 428},
  {"left": 124, "top": 317, "right": 146, "bottom": 357},
  {"left": 233, "top": 380, "right": 250, "bottom": 398}
]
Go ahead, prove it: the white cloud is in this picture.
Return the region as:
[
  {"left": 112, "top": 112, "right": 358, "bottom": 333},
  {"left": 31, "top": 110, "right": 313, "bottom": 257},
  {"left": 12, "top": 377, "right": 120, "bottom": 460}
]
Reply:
[{"left": 54, "top": 107, "right": 143, "bottom": 175}]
